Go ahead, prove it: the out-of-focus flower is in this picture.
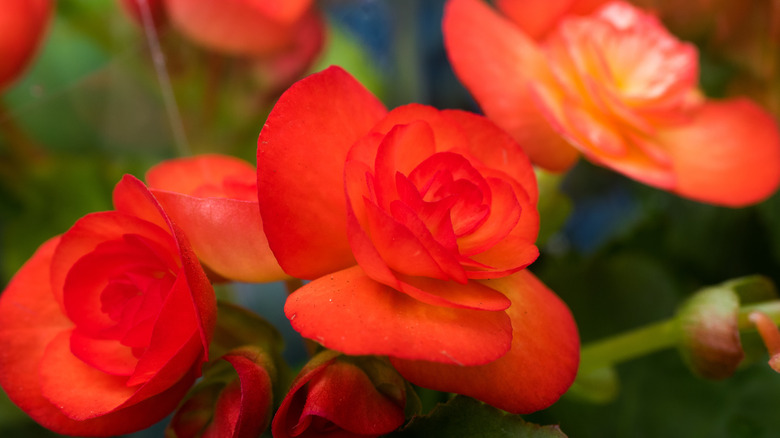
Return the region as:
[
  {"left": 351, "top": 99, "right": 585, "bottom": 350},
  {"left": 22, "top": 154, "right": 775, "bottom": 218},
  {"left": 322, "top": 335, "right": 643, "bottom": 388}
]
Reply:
[
  {"left": 119, "top": 0, "right": 325, "bottom": 92},
  {"left": 0, "top": 175, "right": 216, "bottom": 436},
  {"left": 167, "top": 0, "right": 324, "bottom": 90},
  {"left": 146, "top": 154, "right": 287, "bottom": 283},
  {"left": 444, "top": 0, "right": 780, "bottom": 206},
  {"left": 167, "top": 347, "right": 275, "bottom": 438},
  {"left": 257, "top": 66, "right": 579, "bottom": 414},
  {"left": 272, "top": 350, "right": 407, "bottom": 438},
  {"left": 0, "top": 0, "right": 52, "bottom": 92}
]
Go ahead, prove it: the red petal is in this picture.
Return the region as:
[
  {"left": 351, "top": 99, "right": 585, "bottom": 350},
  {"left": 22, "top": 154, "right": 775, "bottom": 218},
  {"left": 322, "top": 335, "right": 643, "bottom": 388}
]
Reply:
[
  {"left": 126, "top": 274, "right": 204, "bottom": 387},
  {"left": 442, "top": 109, "right": 539, "bottom": 204},
  {"left": 70, "top": 330, "right": 138, "bottom": 376},
  {"left": 203, "top": 349, "right": 273, "bottom": 438},
  {"left": 443, "top": 0, "right": 579, "bottom": 171},
  {"left": 391, "top": 270, "right": 579, "bottom": 414},
  {"left": 371, "top": 103, "right": 470, "bottom": 153},
  {"left": 257, "top": 66, "right": 387, "bottom": 279},
  {"left": 146, "top": 154, "right": 258, "bottom": 201},
  {"left": 496, "top": 0, "right": 574, "bottom": 40},
  {"left": 284, "top": 266, "right": 512, "bottom": 365},
  {"left": 149, "top": 191, "right": 287, "bottom": 283},
  {"left": 298, "top": 360, "right": 405, "bottom": 435},
  {"left": 659, "top": 98, "right": 780, "bottom": 206},
  {"left": 245, "top": 0, "right": 312, "bottom": 24},
  {"left": 39, "top": 330, "right": 138, "bottom": 419}
]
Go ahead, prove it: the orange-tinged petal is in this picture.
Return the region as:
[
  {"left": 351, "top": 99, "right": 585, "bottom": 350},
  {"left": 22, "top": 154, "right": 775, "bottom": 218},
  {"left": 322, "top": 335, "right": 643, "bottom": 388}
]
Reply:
[
  {"left": 659, "top": 98, "right": 780, "bottom": 206},
  {"left": 496, "top": 0, "right": 575, "bottom": 40},
  {"left": 443, "top": 0, "right": 580, "bottom": 171},
  {"left": 391, "top": 270, "right": 579, "bottom": 414},
  {"left": 150, "top": 192, "right": 287, "bottom": 282},
  {"left": 257, "top": 66, "right": 388, "bottom": 279},
  {"left": 147, "top": 155, "right": 287, "bottom": 283},
  {"left": 246, "top": 0, "right": 312, "bottom": 24},
  {"left": 165, "top": 0, "right": 299, "bottom": 56},
  {"left": 284, "top": 265, "right": 512, "bottom": 365}
]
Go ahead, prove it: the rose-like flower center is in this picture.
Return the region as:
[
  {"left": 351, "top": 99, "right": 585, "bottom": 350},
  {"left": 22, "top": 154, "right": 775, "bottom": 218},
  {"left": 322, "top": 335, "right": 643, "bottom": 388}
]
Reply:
[{"left": 64, "top": 231, "right": 180, "bottom": 374}]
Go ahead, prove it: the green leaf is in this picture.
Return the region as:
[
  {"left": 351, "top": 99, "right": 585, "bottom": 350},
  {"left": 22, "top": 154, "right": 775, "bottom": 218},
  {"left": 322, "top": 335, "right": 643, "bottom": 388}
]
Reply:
[{"left": 385, "top": 395, "right": 567, "bottom": 438}]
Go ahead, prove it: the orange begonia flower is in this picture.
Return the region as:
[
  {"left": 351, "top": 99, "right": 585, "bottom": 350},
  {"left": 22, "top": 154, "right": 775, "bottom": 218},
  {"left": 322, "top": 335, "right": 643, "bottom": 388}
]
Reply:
[
  {"left": 257, "top": 66, "right": 579, "bottom": 414},
  {"left": 444, "top": 0, "right": 780, "bottom": 206}
]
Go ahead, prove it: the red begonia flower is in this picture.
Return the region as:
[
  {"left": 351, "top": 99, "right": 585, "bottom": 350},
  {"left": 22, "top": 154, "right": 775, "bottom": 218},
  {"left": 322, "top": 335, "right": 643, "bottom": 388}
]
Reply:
[
  {"left": 0, "top": 175, "right": 216, "bottom": 436},
  {"left": 272, "top": 350, "right": 407, "bottom": 438},
  {"left": 257, "top": 66, "right": 578, "bottom": 413},
  {"left": 444, "top": 0, "right": 780, "bottom": 206},
  {"left": 146, "top": 154, "right": 287, "bottom": 283},
  {"left": 0, "top": 0, "right": 51, "bottom": 92},
  {"left": 168, "top": 347, "right": 274, "bottom": 438}
]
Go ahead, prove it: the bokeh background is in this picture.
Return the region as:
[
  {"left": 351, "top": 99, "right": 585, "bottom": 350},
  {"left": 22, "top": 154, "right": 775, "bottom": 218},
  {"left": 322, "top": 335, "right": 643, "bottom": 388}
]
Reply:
[{"left": 2, "top": 1, "right": 780, "bottom": 436}]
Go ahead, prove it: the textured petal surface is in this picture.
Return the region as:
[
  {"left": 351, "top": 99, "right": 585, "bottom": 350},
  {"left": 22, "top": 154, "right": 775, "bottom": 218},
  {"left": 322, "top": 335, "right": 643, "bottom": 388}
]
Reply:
[
  {"left": 659, "top": 98, "right": 780, "bottom": 206},
  {"left": 257, "top": 66, "right": 387, "bottom": 279},
  {"left": 0, "top": 238, "right": 198, "bottom": 436},
  {"left": 148, "top": 155, "right": 286, "bottom": 282},
  {"left": 444, "top": 0, "right": 579, "bottom": 171},
  {"left": 284, "top": 265, "right": 512, "bottom": 365},
  {"left": 391, "top": 270, "right": 579, "bottom": 414}
]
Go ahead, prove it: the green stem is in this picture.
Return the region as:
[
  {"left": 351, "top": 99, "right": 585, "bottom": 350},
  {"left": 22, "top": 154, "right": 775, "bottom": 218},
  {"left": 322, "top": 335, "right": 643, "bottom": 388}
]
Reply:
[
  {"left": 578, "top": 299, "right": 780, "bottom": 375},
  {"left": 579, "top": 319, "right": 678, "bottom": 375}
]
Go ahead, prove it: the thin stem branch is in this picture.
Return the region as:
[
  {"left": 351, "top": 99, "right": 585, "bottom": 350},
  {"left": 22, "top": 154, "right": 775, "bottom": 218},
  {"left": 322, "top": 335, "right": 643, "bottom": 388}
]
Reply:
[
  {"left": 136, "top": 0, "right": 190, "bottom": 156},
  {"left": 578, "top": 300, "right": 780, "bottom": 375}
]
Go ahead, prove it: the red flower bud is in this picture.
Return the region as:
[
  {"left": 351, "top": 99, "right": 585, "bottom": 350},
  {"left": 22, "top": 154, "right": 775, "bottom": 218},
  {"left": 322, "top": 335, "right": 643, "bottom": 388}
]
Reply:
[{"left": 272, "top": 351, "right": 407, "bottom": 438}]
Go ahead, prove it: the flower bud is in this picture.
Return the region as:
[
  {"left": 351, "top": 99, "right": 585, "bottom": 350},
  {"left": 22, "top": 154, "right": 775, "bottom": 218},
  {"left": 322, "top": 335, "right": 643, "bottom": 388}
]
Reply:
[
  {"left": 676, "top": 285, "right": 744, "bottom": 380},
  {"left": 167, "top": 347, "right": 275, "bottom": 438},
  {"left": 272, "top": 351, "right": 408, "bottom": 438}
]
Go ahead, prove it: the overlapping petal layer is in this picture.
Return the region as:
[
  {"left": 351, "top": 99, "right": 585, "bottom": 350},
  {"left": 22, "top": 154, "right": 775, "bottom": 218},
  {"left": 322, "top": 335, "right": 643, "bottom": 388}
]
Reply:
[
  {"left": 0, "top": 176, "right": 216, "bottom": 436},
  {"left": 147, "top": 155, "right": 288, "bottom": 282},
  {"left": 391, "top": 270, "right": 579, "bottom": 414}
]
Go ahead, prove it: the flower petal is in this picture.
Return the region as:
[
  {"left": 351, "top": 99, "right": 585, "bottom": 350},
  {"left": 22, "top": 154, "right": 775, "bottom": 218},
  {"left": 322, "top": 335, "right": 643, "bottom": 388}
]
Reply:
[
  {"left": 443, "top": 0, "right": 579, "bottom": 171},
  {"left": 659, "top": 98, "right": 780, "bottom": 206},
  {"left": 257, "top": 66, "right": 388, "bottom": 279},
  {"left": 284, "top": 266, "right": 512, "bottom": 365},
  {"left": 149, "top": 191, "right": 287, "bottom": 283},
  {"left": 496, "top": 0, "right": 575, "bottom": 39},
  {"left": 391, "top": 270, "right": 579, "bottom": 414}
]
